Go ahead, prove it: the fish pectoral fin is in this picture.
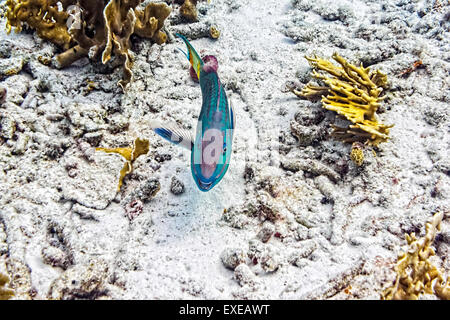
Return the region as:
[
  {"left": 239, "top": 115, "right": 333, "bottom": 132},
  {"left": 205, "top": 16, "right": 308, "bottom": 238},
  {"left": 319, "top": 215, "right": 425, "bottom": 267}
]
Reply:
[{"left": 149, "top": 120, "right": 194, "bottom": 151}]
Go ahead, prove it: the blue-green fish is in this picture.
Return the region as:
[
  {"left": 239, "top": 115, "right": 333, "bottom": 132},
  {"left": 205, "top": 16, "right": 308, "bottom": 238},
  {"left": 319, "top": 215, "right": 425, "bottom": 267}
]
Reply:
[{"left": 150, "top": 33, "right": 235, "bottom": 192}]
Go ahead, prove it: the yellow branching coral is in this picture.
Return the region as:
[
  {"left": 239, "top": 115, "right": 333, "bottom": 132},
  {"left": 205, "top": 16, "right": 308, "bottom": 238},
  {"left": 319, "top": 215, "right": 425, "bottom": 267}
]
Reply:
[
  {"left": 293, "top": 53, "right": 392, "bottom": 147},
  {"left": 381, "top": 212, "right": 450, "bottom": 300},
  {"left": 0, "top": 272, "right": 15, "bottom": 300},
  {"left": 96, "top": 137, "right": 149, "bottom": 191},
  {"left": 5, "top": 0, "right": 171, "bottom": 90}
]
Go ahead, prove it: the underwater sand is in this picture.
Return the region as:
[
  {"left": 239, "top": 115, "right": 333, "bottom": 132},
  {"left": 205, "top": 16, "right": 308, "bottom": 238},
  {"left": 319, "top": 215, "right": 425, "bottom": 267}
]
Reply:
[{"left": 0, "top": 0, "right": 448, "bottom": 299}]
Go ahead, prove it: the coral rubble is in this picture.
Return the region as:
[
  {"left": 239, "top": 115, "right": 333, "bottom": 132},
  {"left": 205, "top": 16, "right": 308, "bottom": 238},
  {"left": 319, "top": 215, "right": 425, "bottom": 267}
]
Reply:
[
  {"left": 5, "top": 0, "right": 171, "bottom": 90},
  {"left": 381, "top": 212, "right": 449, "bottom": 300},
  {"left": 293, "top": 53, "right": 392, "bottom": 147},
  {"left": 96, "top": 137, "right": 150, "bottom": 191},
  {"left": 47, "top": 259, "right": 110, "bottom": 299}
]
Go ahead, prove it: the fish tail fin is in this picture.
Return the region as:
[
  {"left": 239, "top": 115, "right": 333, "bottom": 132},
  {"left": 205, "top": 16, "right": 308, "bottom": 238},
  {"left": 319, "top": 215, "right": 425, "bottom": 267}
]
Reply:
[{"left": 175, "top": 33, "right": 203, "bottom": 80}]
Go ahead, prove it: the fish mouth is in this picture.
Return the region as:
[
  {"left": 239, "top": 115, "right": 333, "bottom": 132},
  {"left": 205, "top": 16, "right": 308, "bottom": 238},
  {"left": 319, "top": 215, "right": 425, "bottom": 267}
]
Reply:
[{"left": 197, "top": 178, "right": 214, "bottom": 191}]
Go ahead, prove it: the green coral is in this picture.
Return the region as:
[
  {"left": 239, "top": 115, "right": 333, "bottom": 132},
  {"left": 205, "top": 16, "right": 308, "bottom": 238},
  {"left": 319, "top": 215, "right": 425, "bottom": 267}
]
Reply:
[
  {"left": 5, "top": 0, "right": 171, "bottom": 90},
  {"left": 292, "top": 53, "right": 392, "bottom": 147},
  {"left": 0, "top": 272, "right": 14, "bottom": 300}
]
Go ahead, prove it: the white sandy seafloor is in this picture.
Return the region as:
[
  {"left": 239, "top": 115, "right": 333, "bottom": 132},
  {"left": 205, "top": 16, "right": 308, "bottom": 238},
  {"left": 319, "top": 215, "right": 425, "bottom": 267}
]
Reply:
[{"left": 0, "top": 0, "right": 449, "bottom": 300}]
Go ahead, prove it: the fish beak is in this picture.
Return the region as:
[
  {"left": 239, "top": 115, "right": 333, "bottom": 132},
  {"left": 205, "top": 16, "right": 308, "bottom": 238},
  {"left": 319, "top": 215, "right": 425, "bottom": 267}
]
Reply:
[{"left": 197, "top": 178, "right": 214, "bottom": 192}]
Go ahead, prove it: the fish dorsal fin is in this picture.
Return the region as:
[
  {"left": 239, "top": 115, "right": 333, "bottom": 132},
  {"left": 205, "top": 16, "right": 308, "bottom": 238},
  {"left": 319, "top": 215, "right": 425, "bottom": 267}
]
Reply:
[
  {"left": 149, "top": 120, "right": 194, "bottom": 151},
  {"left": 175, "top": 33, "right": 203, "bottom": 81}
]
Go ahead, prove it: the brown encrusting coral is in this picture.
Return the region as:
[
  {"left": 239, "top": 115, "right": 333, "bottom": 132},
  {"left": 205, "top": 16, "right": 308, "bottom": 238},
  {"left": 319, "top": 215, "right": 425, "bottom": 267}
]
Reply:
[
  {"left": 291, "top": 53, "right": 392, "bottom": 147},
  {"left": 0, "top": 272, "right": 15, "bottom": 300},
  {"left": 209, "top": 25, "right": 220, "bottom": 39},
  {"left": 5, "top": 0, "right": 72, "bottom": 49},
  {"left": 96, "top": 137, "right": 150, "bottom": 191},
  {"left": 381, "top": 212, "right": 449, "bottom": 300},
  {"left": 5, "top": 0, "right": 171, "bottom": 90},
  {"left": 180, "top": 0, "right": 198, "bottom": 22},
  {"left": 174, "top": 0, "right": 200, "bottom": 22},
  {"left": 350, "top": 142, "right": 364, "bottom": 166}
]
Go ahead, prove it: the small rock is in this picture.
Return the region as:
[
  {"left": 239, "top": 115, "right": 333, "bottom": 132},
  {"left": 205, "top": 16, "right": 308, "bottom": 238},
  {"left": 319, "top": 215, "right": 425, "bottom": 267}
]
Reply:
[
  {"left": 247, "top": 239, "right": 265, "bottom": 262},
  {"left": 71, "top": 203, "right": 101, "bottom": 221},
  {"left": 0, "top": 56, "right": 25, "bottom": 77},
  {"left": 47, "top": 260, "right": 110, "bottom": 300},
  {"left": 43, "top": 139, "right": 70, "bottom": 160},
  {"left": 131, "top": 178, "right": 161, "bottom": 203},
  {"left": 154, "top": 152, "right": 172, "bottom": 163},
  {"left": 0, "top": 114, "right": 15, "bottom": 140},
  {"left": 77, "top": 140, "right": 96, "bottom": 162},
  {"left": 41, "top": 245, "right": 73, "bottom": 270},
  {"left": 227, "top": 214, "right": 250, "bottom": 229},
  {"left": 290, "top": 121, "right": 325, "bottom": 147},
  {"left": 260, "top": 254, "right": 279, "bottom": 273},
  {"left": 243, "top": 164, "right": 255, "bottom": 182},
  {"left": 170, "top": 176, "right": 185, "bottom": 195},
  {"left": 124, "top": 199, "right": 144, "bottom": 221},
  {"left": 296, "top": 65, "right": 312, "bottom": 83},
  {"left": 220, "top": 248, "right": 247, "bottom": 270},
  {"left": 11, "top": 133, "right": 30, "bottom": 155},
  {"left": 83, "top": 132, "right": 103, "bottom": 147},
  {"left": 257, "top": 221, "right": 275, "bottom": 243},
  {"left": 121, "top": 178, "right": 161, "bottom": 215},
  {"left": 296, "top": 224, "right": 309, "bottom": 241},
  {"left": 0, "top": 86, "right": 6, "bottom": 105},
  {"left": 234, "top": 264, "right": 258, "bottom": 287},
  {"left": 297, "top": 240, "right": 317, "bottom": 259}
]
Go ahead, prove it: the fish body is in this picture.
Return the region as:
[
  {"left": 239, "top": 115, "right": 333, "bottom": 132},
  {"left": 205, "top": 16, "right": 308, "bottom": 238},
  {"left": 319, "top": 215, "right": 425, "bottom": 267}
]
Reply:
[{"left": 151, "top": 34, "right": 235, "bottom": 192}]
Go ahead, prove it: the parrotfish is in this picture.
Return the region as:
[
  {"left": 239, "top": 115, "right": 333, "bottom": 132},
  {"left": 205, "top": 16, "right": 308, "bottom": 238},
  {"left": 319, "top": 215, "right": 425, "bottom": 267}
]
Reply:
[{"left": 150, "top": 33, "right": 235, "bottom": 192}]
